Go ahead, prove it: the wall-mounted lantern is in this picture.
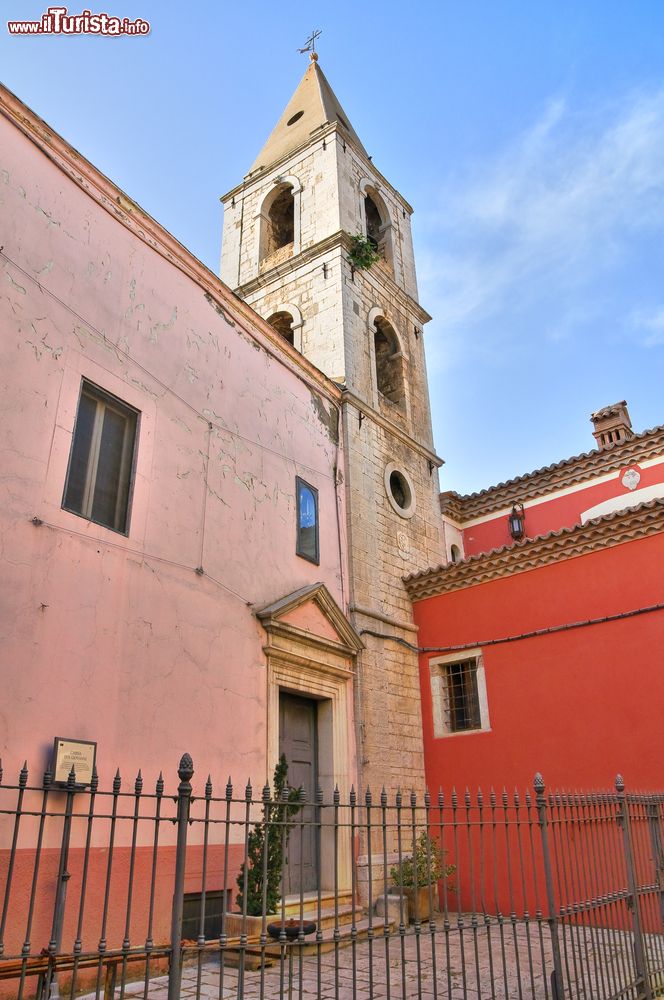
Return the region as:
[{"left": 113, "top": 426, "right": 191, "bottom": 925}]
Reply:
[{"left": 508, "top": 503, "right": 526, "bottom": 541}]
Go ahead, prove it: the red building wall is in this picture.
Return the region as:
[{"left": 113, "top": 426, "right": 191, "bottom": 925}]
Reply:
[
  {"left": 462, "top": 459, "right": 664, "bottom": 556},
  {"left": 414, "top": 532, "right": 664, "bottom": 794}
]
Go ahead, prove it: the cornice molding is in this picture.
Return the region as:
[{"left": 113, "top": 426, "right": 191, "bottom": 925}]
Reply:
[
  {"left": 236, "top": 230, "right": 431, "bottom": 327},
  {"left": 441, "top": 426, "right": 664, "bottom": 522},
  {"left": 0, "top": 84, "right": 342, "bottom": 409},
  {"left": 439, "top": 492, "right": 464, "bottom": 521},
  {"left": 406, "top": 499, "right": 664, "bottom": 600},
  {"left": 341, "top": 390, "right": 443, "bottom": 467},
  {"left": 222, "top": 124, "right": 415, "bottom": 215},
  {"left": 256, "top": 582, "right": 363, "bottom": 654}
]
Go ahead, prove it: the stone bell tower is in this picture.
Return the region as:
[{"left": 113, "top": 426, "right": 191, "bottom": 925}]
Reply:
[{"left": 220, "top": 55, "right": 444, "bottom": 802}]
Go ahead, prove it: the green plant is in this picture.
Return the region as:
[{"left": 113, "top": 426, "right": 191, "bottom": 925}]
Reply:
[
  {"left": 235, "top": 755, "right": 302, "bottom": 916},
  {"left": 347, "top": 232, "right": 381, "bottom": 270},
  {"left": 390, "top": 832, "right": 455, "bottom": 888}
]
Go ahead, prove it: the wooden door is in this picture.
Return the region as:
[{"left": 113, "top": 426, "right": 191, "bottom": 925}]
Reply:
[{"left": 279, "top": 693, "right": 319, "bottom": 894}]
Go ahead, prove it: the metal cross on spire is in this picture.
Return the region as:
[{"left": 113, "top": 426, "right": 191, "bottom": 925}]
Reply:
[{"left": 298, "top": 29, "right": 322, "bottom": 60}]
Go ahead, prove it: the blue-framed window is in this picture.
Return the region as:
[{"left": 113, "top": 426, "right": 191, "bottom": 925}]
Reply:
[{"left": 296, "top": 477, "right": 319, "bottom": 564}]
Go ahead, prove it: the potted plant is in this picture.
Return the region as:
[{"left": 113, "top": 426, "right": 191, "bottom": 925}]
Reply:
[{"left": 390, "top": 832, "right": 455, "bottom": 922}]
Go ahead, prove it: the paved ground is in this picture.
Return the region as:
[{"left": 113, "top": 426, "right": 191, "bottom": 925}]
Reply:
[{"left": 80, "top": 920, "right": 664, "bottom": 1000}]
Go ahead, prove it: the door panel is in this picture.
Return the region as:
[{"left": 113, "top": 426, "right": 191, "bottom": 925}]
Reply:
[{"left": 279, "top": 693, "right": 318, "bottom": 894}]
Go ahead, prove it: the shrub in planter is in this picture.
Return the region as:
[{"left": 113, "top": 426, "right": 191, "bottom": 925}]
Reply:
[
  {"left": 390, "top": 832, "right": 455, "bottom": 921},
  {"left": 235, "top": 755, "right": 301, "bottom": 917}
]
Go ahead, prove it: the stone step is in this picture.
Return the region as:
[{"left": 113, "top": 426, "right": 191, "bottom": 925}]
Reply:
[
  {"left": 278, "top": 902, "right": 363, "bottom": 931},
  {"left": 281, "top": 891, "right": 353, "bottom": 917},
  {"left": 184, "top": 914, "right": 395, "bottom": 969},
  {"left": 253, "top": 915, "right": 395, "bottom": 959}
]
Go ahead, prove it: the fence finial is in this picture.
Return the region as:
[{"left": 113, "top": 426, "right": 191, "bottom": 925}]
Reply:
[
  {"left": 178, "top": 753, "right": 194, "bottom": 783},
  {"left": 615, "top": 774, "right": 625, "bottom": 793},
  {"left": 534, "top": 772, "right": 545, "bottom": 795}
]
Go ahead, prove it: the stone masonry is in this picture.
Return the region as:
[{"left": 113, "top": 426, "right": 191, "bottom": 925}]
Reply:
[{"left": 220, "top": 59, "right": 445, "bottom": 816}]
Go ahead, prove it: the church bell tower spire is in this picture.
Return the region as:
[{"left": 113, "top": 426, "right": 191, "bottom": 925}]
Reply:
[{"left": 220, "top": 60, "right": 444, "bottom": 802}]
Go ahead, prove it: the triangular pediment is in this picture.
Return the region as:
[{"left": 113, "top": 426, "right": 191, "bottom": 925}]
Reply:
[
  {"left": 249, "top": 60, "right": 368, "bottom": 174},
  {"left": 256, "top": 583, "right": 363, "bottom": 654}
]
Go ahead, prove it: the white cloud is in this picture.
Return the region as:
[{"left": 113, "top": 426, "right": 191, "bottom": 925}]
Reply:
[
  {"left": 418, "top": 89, "right": 664, "bottom": 357},
  {"left": 630, "top": 306, "right": 664, "bottom": 346}
]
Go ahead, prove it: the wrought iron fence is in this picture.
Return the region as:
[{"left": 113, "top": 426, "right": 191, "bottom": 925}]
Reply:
[{"left": 1, "top": 755, "right": 662, "bottom": 1000}]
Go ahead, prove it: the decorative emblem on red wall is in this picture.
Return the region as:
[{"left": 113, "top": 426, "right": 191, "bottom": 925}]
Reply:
[{"left": 621, "top": 467, "right": 641, "bottom": 491}]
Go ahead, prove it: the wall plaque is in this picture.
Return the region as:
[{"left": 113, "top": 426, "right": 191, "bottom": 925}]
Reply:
[{"left": 52, "top": 737, "right": 97, "bottom": 788}]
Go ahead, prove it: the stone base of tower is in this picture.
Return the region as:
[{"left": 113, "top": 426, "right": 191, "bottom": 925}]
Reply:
[
  {"left": 349, "top": 615, "right": 429, "bottom": 905},
  {"left": 355, "top": 630, "right": 427, "bottom": 798}
]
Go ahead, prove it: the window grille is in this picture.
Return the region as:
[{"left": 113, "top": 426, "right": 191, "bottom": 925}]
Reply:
[{"left": 444, "top": 659, "right": 482, "bottom": 732}]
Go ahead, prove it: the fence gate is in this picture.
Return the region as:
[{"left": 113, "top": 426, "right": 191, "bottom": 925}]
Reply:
[{"left": 536, "top": 777, "right": 664, "bottom": 999}]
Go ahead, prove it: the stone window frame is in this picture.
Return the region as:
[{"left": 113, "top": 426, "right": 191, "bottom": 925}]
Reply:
[
  {"left": 384, "top": 462, "right": 416, "bottom": 519},
  {"left": 265, "top": 301, "right": 304, "bottom": 353},
  {"left": 255, "top": 174, "right": 303, "bottom": 273},
  {"left": 428, "top": 649, "right": 491, "bottom": 739},
  {"left": 358, "top": 178, "right": 394, "bottom": 271},
  {"left": 367, "top": 306, "right": 410, "bottom": 417}
]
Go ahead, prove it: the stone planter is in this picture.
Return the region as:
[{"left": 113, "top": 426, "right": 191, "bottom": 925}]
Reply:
[
  {"left": 223, "top": 912, "right": 265, "bottom": 941},
  {"left": 401, "top": 885, "right": 438, "bottom": 923}
]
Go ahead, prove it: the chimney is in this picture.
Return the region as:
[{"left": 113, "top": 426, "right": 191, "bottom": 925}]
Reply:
[{"left": 590, "top": 401, "right": 634, "bottom": 450}]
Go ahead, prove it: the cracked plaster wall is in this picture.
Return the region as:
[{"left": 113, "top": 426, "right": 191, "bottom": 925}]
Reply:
[{"left": 0, "top": 114, "right": 350, "bottom": 792}]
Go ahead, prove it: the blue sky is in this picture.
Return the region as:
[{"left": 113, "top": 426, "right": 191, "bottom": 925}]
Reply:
[{"left": 2, "top": 1, "right": 664, "bottom": 494}]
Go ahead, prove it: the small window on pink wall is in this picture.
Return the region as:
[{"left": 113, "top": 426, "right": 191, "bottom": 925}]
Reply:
[
  {"left": 62, "top": 380, "right": 139, "bottom": 535},
  {"left": 296, "top": 477, "right": 319, "bottom": 564}
]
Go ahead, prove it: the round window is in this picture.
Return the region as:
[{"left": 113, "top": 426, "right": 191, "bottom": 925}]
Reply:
[
  {"left": 384, "top": 463, "right": 416, "bottom": 519},
  {"left": 287, "top": 111, "right": 304, "bottom": 126}
]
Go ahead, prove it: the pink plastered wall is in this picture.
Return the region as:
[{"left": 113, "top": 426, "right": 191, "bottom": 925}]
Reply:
[{"left": 0, "top": 107, "right": 351, "bottom": 795}]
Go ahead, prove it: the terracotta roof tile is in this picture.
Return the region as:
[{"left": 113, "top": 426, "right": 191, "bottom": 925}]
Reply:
[
  {"left": 440, "top": 424, "right": 664, "bottom": 521},
  {"left": 407, "top": 498, "right": 664, "bottom": 599}
]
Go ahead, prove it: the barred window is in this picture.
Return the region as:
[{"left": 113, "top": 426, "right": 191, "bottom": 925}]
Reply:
[
  {"left": 444, "top": 660, "right": 481, "bottom": 732},
  {"left": 63, "top": 381, "right": 138, "bottom": 534},
  {"left": 430, "top": 652, "right": 490, "bottom": 738}
]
